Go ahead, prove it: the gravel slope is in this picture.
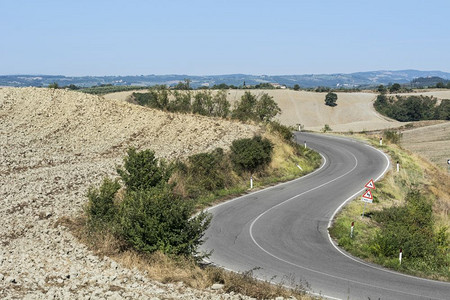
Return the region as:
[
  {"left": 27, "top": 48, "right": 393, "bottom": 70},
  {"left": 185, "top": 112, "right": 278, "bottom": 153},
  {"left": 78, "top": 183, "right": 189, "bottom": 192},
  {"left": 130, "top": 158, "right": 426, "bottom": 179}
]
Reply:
[{"left": 0, "top": 87, "right": 259, "bottom": 299}]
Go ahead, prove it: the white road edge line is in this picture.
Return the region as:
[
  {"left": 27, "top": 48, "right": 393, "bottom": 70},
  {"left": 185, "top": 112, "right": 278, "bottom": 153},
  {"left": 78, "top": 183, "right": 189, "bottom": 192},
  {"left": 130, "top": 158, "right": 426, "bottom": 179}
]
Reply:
[
  {"left": 326, "top": 145, "right": 450, "bottom": 285},
  {"left": 248, "top": 139, "right": 447, "bottom": 300}
]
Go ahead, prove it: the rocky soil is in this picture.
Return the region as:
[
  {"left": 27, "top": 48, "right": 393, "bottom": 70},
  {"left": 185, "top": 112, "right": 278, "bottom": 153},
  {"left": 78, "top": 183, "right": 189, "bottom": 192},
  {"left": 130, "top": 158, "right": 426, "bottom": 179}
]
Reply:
[{"left": 0, "top": 87, "right": 260, "bottom": 299}]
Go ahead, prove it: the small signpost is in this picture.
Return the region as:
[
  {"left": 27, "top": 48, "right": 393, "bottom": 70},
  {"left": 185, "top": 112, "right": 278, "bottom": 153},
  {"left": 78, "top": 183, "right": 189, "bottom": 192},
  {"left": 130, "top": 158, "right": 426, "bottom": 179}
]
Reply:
[
  {"left": 379, "top": 137, "right": 383, "bottom": 146},
  {"left": 399, "top": 248, "right": 403, "bottom": 264},
  {"left": 361, "top": 179, "right": 375, "bottom": 217},
  {"left": 350, "top": 221, "right": 354, "bottom": 238}
]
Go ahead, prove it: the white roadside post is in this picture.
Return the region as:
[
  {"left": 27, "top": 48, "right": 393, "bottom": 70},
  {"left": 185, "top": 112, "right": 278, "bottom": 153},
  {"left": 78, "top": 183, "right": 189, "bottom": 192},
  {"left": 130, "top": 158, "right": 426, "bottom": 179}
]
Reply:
[
  {"left": 350, "top": 221, "right": 354, "bottom": 238},
  {"left": 379, "top": 137, "right": 383, "bottom": 146},
  {"left": 250, "top": 175, "right": 253, "bottom": 189},
  {"left": 399, "top": 248, "right": 403, "bottom": 264},
  {"left": 397, "top": 161, "right": 400, "bottom": 172},
  {"left": 304, "top": 141, "right": 307, "bottom": 149},
  {"left": 447, "top": 159, "right": 450, "bottom": 173},
  {"left": 298, "top": 124, "right": 301, "bottom": 132}
]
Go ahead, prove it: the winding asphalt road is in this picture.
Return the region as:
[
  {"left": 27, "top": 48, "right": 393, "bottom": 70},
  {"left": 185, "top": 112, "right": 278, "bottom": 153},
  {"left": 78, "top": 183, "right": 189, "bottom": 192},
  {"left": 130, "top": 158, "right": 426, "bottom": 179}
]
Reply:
[{"left": 201, "top": 133, "right": 449, "bottom": 300}]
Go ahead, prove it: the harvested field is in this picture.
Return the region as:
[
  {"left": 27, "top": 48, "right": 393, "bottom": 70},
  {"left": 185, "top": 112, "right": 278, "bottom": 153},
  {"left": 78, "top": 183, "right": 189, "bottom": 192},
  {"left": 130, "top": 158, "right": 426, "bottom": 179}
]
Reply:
[
  {"left": 401, "top": 121, "right": 450, "bottom": 170},
  {"left": 0, "top": 87, "right": 259, "bottom": 299},
  {"left": 104, "top": 89, "right": 405, "bottom": 132},
  {"left": 391, "top": 89, "right": 450, "bottom": 100}
]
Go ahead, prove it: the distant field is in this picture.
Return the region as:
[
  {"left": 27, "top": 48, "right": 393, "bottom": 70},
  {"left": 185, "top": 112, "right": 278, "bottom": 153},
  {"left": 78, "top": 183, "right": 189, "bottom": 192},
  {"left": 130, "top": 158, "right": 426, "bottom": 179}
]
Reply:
[
  {"left": 401, "top": 122, "right": 450, "bottom": 169},
  {"left": 104, "top": 89, "right": 405, "bottom": 132},
  {"left": 392, "top": 89, "right": 450, "bottom": 100}
]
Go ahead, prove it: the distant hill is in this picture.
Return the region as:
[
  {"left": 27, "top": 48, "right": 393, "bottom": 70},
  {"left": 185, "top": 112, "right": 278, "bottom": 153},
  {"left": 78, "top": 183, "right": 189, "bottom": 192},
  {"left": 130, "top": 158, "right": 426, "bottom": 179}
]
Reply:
[
  {"left": 1, "top": 70, "right": 450, "bottom": 89},
  {"left": 411, "top": 76, "right": 449, "bottom": 88}
]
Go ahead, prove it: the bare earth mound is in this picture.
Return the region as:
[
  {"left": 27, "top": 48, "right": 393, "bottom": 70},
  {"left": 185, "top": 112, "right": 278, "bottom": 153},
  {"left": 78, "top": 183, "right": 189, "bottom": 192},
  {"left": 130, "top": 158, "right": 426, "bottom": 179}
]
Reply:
[
  {"left": 105, "top": 89, "right": 405, "bottom": 132},
  {"left": 0, "top": 87, "right": 258, "bottom": 299}
]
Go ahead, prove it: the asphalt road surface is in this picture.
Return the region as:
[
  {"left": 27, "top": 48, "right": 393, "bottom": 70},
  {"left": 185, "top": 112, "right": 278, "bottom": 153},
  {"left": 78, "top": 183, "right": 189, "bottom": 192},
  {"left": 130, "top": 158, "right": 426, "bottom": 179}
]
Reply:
[{"left": 201, "top": 133, "right": 449, "bottom": 300}]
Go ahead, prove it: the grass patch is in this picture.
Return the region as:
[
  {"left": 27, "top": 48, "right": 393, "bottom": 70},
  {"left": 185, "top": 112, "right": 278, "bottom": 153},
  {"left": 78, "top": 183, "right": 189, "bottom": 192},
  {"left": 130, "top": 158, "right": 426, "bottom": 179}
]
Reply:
[
  {"left": 59, "top": 215, "right": 314, "bottom": 299},
  {"left": 63, "top": 125, "right": 322, "bottom": 299},
  {"left": 329, "top": 133, "right": 449, "bottom": 281}
]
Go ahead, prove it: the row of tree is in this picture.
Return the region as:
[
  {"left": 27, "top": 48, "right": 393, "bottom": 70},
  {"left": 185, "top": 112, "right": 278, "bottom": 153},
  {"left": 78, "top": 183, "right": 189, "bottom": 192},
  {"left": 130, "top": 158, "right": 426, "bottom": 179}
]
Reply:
[
  {"left": 374, "top": 94, "right": 450, "bottom": 121},
  {"left": 132, "top": 89, "right": 281, "bottom": 123}
]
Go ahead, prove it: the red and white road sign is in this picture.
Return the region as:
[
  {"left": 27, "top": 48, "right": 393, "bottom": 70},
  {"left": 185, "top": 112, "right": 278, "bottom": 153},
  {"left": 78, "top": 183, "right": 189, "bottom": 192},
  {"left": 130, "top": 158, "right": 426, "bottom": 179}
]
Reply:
[
  {"left": 365, "top": 179, "right": 376, "bottom": 190},
  {"left": 362, "top": 189, "right": 373, "bottom": 200}
]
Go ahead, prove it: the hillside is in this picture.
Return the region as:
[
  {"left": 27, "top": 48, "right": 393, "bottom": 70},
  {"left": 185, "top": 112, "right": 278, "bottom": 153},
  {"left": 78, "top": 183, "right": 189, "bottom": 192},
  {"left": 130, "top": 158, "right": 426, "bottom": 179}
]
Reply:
[
  {"left": 2, "top": 70, "right": 450, "bottom": 88},
  {"left": 104, "top": 89, "right": 405, "bottom": 132},
  {"left": 0, "top": 87, "right": 259, "bottom": 299}
]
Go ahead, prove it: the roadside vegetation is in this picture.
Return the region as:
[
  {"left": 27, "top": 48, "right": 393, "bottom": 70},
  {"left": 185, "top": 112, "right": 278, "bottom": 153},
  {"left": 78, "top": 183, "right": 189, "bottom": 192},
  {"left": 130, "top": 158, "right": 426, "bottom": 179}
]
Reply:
[
  {"left": 65, "top": 100, "right": 321, "bottom": 298},
  {"left": 374, "top": 94, "right": 450, "bottom": 121},
  {"left": 329, "top": 132, "right": 449, "bottom": 281}
]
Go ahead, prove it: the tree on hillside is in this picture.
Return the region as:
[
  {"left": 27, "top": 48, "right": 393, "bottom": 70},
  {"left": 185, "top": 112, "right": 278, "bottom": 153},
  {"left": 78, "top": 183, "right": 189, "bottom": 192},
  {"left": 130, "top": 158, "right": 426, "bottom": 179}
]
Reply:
[
  {"left": 324, "top": 92, "right": 338, "bottom": 107},
  {"left": 231, "top": 91, "right": 258, "bottom": 121},
  {"left": 212, "top": 90, "right": 230, "bottom": 118},
  {"left": 255, "top": 93, "right": 281, "bottom": 122},
  {"left": 169, "top": 91, "right": 192, "bottom": 113},
  {"left": 389, "top": 83, "right": 401, "bottom": 93},
  {"left": 377, "top": 85, "right": 387, "bottom": 93},
  {"left": 293, "top": 84, "right": 300, "bottom": 91}
]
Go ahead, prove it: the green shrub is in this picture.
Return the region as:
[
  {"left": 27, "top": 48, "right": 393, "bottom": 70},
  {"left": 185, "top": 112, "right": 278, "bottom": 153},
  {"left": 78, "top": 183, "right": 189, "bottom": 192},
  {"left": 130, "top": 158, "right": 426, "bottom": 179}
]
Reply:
[
  {"left": 230, "top": 136, "right": 273, "bottom": 174},
  {"left": 322, "top": 124, "right": 332, "bottom": 132},
  {"left": 86, "top": 177, "right": 120, "bottom": 228},
  {"left": 132, "top": 92, "right": 158, "bottom": 107},
  {"left": 48, "top": 82, "right": 59, "bottom": 89},
  {"left": 184, "top": 148, "right": 229, "bottom": 197},
  {"left": 383, "top": 130, "right": 403, "bottom": 144},
  {"left": 117, "top": 147, "right": 171, "bottom": 192},
  {"left": 268, "top": 121, "right": 294, "bottom": 143},
  {"left": 118, "top": 186, "right": 211, "bottom": 257},
  {"left": 370, "top": 190, "right": 441, "bottom": 261}
]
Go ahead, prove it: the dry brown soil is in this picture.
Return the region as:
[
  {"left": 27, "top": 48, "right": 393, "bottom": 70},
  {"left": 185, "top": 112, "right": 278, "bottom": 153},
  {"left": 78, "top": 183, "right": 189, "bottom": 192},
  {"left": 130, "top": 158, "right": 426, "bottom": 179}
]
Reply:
[{"left": 0, "top": 87, "right": 259, "bottom": 299}]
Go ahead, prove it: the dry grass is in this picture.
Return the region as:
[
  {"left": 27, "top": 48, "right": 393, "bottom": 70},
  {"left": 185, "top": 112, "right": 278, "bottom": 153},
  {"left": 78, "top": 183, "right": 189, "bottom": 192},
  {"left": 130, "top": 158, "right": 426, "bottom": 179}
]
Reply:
[
  {"left": 59, "top": 216, "right": 314, "bottom": 299},
  {"left": 400, "top": 121, "right": 450, "bottom": 170},
  {"left": 330, "top": 133, "right": 449, "bottom": 280}
]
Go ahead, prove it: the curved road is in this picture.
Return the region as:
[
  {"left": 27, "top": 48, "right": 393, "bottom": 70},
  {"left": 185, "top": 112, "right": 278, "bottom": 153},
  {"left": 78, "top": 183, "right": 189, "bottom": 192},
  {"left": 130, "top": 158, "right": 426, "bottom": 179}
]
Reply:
[{"left": 201, "top": 133, "right": 449, "bottom": 300}]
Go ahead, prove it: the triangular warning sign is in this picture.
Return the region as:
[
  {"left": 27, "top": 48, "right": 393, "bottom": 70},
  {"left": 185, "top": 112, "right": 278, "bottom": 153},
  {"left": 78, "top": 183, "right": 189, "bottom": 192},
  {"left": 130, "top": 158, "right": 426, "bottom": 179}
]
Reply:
[
  {"left": 362, "top": 189, "right": 373, "bottom": 200},
  {"left": 365, "top": 179, "right": 376, "bottom": 190}
]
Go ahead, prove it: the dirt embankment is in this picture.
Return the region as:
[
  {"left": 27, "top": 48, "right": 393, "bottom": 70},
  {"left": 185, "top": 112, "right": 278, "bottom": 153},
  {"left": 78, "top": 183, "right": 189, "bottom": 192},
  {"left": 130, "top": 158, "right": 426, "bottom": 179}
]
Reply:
[{"left": 0, "top": 87, "right": 259, "bottom": 299}]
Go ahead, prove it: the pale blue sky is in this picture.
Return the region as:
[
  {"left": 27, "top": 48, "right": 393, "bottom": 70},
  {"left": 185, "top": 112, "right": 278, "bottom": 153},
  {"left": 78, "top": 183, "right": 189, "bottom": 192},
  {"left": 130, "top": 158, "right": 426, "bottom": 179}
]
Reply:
[{"left": 1, "top": 0, "right": 449, "bottom": 76}]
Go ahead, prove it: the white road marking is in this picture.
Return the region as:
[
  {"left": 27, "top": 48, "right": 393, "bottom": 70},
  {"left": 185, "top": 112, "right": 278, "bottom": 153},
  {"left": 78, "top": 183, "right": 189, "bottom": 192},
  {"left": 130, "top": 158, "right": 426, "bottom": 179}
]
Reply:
[{"left": 248, "top": 139, "right": 448, "bottom": 299}]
